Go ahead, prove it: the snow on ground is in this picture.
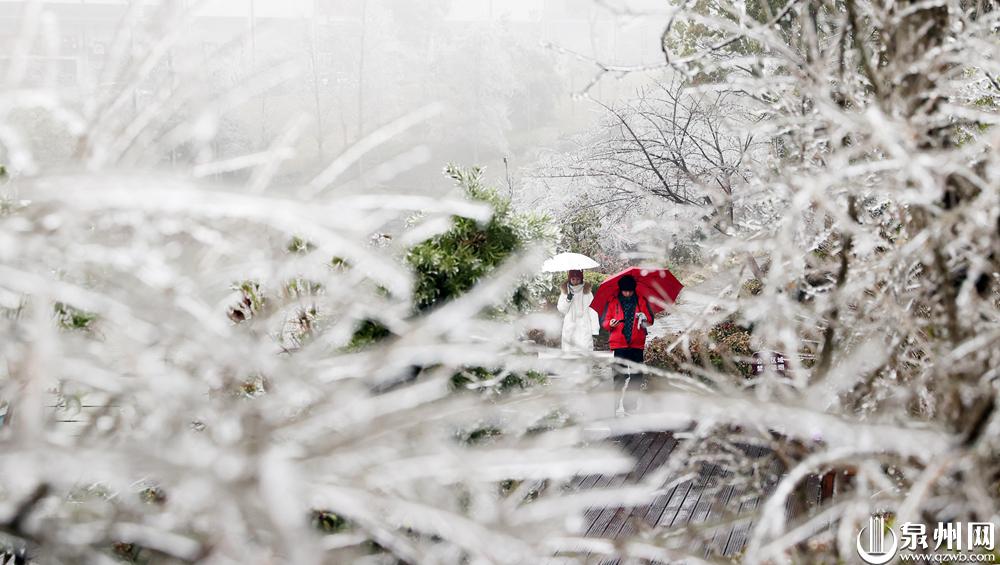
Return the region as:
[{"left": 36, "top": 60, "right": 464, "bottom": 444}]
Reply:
[{"left": 649, "top": 269, "right": 741, "bottom": 337}]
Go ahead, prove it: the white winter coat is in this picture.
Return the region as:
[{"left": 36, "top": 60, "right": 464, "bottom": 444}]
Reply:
[{"left": 557, "top": 283, "right": 600, "bottom": 353}]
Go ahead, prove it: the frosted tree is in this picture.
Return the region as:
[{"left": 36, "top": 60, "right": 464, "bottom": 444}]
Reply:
[
  {"left": 585, "top": 0, "right": 1000, "bottom": 561},
  {"left": 539, "top": 80, "right": 755, "bottom": 217},
  {"left": 2, "top": 0, "right": 998, "bottom": 564},
  {"left": 523, "top": 0, "right": 999, "bottom": 561},
  {"left": 0, "top": 5, "right": 627, "bottom": 565},
  {"left": 526, "top": 77, "right": 767, "bottom": 272}
]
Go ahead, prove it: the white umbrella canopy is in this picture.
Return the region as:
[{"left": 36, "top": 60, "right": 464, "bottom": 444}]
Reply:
[{"left": 542, "top": 252, "right": 600, "bottom": 273}]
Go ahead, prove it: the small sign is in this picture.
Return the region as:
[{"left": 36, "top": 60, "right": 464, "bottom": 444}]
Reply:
[{"left": 751, "top": 351, "right": 788, "bottom": 376}]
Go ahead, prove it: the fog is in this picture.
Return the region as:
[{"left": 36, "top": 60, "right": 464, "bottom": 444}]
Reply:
[{"left": 0, "top": 0, "right": 669, "bottom": 192}]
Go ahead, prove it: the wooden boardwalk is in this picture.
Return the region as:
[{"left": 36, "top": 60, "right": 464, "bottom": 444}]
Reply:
[{"left": 573, "top": 432, "right": 794, "bottom": 564}]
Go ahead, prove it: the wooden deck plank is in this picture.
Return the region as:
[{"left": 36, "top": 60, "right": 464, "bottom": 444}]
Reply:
[
  {"left": 714, "top": 444, "right": 767, "bottom": 557},
  {"left": 640, "top": 480, "right": 680, "bottom": 529},
  {"left": 672, "top": 459, "right": 723, "bottom": 527},
  {"left": 654, "top": 472, "right": 696, "bottom": 529},
  {"left": 642, "top": 444, "right": 695, "bottom": 530},
  {"left": 577, "top": 434, "right": 650, "bottom": 532},
  {"left": 615, "top": 434, "right": 681, "bottom": 536},
  {"left": 668, "top": 458, "right": 729, "bottom": 554},
  {"left": 575, "top": 434, "right": 799, "bottom": 563},
  {"left": 698, "top": 476, "right": 740, "bottom": 558},
  {"left": 697, "top": 445, "right": 765, "bottom": 559},
  {"left": 598, "top": 434, "right": 677, "bottom": 541},
  {"left": 584, "top": 433, "right": 661, "bottom": 537},
  {"left": 718, "top": 487, "right": 755, "bottom": 556},
  {"left": 587, "top": 433, "right": 672, "bottom": 539},
  {"left": 572, "top": 433, "right": 646, "bottom": 491},
  {"left": 722, "top": 448, "right": 783, "bottom": 556},
  {"left": 582, "top": 433, "right": 657, "bottom": 536},
  {"left": 703, "top": 443, "right": 768, "bottom": 558},
  {"left": 688, "top": 463, "right": 728, "bottom": 525}
]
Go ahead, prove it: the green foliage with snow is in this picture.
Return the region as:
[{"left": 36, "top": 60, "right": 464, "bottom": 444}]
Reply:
[
  {"left": 408, "top": 164, "right": 555, "bottom": 313},
  {"left": 347, "top": 165, "right": 556, "bottom": 350}
]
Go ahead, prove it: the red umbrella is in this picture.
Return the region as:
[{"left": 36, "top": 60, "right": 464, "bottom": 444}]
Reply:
[{"left": 589, "top": 267, "right": 683, "bottom": 316}]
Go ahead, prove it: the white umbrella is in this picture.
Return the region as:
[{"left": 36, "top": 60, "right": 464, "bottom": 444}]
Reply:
[{"left": 542, "top": 252, "right": 600, "bottom": 273}]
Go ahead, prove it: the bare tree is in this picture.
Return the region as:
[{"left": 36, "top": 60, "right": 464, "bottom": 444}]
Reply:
[{"left": 535, "top": 79, "right": 758, "bottom": 231}]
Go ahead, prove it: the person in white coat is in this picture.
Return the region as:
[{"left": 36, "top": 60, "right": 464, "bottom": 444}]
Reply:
[{"left": 557, "top": 270, "right": 600, "bottom": 353}]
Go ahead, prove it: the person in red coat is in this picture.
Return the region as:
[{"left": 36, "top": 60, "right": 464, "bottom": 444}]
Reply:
[{"left": 600, "top": 275, "right": 653, "bottom": 415}]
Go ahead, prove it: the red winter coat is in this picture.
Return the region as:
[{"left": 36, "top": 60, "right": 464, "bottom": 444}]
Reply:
[{"left": 601, "top": 297, "right": 654, "bottom": 350}]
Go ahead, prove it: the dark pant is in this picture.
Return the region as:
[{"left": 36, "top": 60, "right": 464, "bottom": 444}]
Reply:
[{"left": 613, "top": 348, "right": 645, "bottom": 413}]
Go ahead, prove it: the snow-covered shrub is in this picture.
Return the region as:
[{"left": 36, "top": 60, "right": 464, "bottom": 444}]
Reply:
[
  {"left": 640, "top": 0, "right": 1000, "bottom": 560},
  {"left": 535, "top": 0, "right": 999, "bottom": 560},
  {"left": 408, "top": 164, "right": 556, "bottom": 315},
  {"left": 0, "top": 8, "right": 622, "bottom": 565}
]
